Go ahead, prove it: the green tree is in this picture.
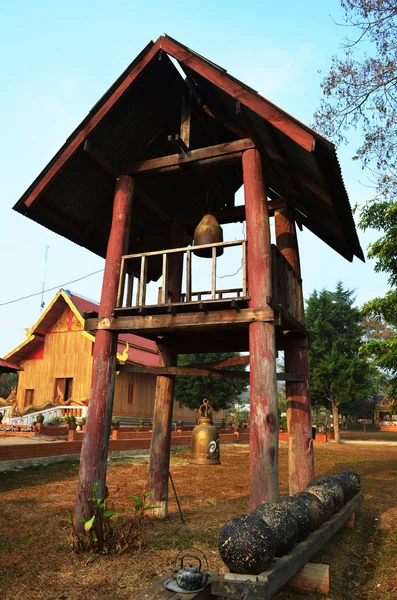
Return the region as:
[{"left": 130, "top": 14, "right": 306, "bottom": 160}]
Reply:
[
  {"left": 306, "top": 283, "right": 378, "bottom": 443},
  {"left": 314, "top": 1, "right": 397, "bottom": 395},
  {"left": 175, "top": 353, "right": 248, "bottom": 412},
  {"left": 0, "top": 373, "right": 17, "bottom": 399},
  {"left": 360, "top": 295, "right": 397, "bottom": 393},
  {"left": 314, "top": 1, "right": 397, "bottom": 204}
]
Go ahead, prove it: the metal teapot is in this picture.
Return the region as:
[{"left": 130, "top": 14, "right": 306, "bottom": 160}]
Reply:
[{"left": 176, "top": 554, "right": 210, "bottom": 591}]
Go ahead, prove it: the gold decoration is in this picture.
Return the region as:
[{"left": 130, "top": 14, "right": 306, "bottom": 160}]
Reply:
[{"left": 51, "top": 308, "right": 70, "bottom": 333}]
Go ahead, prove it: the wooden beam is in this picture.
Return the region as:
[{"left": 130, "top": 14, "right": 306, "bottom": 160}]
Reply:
[
  {"left": 122, "top": 138, "right": 255, "bottom": 175},
  {"left": 83, "top": 140, "right": 119, "bottom": 178},
  {"left": 135, "top": 186, "right": 171, "bottom": 225},
  {"left": 167, "top": 133, "right": 189, "bottom": 155},
  {"left": 85, "top": 307, "right": 274, "bottom": 335},
  {"left": 118, "top": 363, "right": 249, "bottom": 380},
  {"left": 344, "top": 512, "right": 355, "bottom": 529},
  {"left": 180, "top": 92, "right": 192, "bottom": 148},
  {"left": 287, "top": 563, "right": 330, "bottom": 595},
  {"left": 118, "top": 363, "right": 304, "bottom": 382},
  {"left": 212, "top": 493, "right": 364, "bottom": 600},
  {"left": 263, "top": 141, "right": 332, "bottom": 205},
  {"left": 24, "top": 40, "right": 162, "bottom": 208},
  {"left": 188, "top": 355, "right": 250, "bottom": 368},
  {"left": 160, "top": 36, "right": 316, "bottom": 153},
  {"left": 177, "top": 199, "right": 288, "bottom": 227}
]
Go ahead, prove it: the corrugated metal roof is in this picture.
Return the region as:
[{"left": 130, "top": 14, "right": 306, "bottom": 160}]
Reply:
[{"left": 13, "top": 35, "right": 364, "bottom": 276}]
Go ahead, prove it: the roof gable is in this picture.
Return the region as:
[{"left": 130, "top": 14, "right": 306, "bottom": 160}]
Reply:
[{"left": 4, "top": 291, "right": 160, "bottom": 366}]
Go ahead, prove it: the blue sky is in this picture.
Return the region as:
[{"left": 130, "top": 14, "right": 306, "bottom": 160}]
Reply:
[{"left": 0, "top": 0, "right": 389, "bottom": 356}]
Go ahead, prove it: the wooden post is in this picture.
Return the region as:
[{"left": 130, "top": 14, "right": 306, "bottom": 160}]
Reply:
[
  {"left": 275, "top": 207, "right": 314, "bottom": 494},
  {"left": 147, "top": 346, "right": 177, "bottom": 518},
  {"left": 73, "top": 175, "right": 134, "bottom": 536},
  {"left": 242, "top": 148, "right": 278, "bottom": 509},
  {"left": 146, "top": 223, "right": 184, "bottom": 517}
]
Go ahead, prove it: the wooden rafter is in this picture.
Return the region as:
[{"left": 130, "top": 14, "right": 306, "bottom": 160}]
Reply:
[
  {"left": 122, "top": 138, "right": 255, "bottom": 175},
  {"left": 160, "top": 36, "right": 316, "bottom": 153}
]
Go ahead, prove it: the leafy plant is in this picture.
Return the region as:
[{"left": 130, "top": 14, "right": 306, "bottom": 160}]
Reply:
[
  {"left": 112, "top": 415, "right": 120, "bottom": 423},
  {"left": 72, "top": 485, "right": 159, "bottom": 555},
  {"left": 129, "top": 491, "right": 160, "bottom": 519},
  {"left": 65, "top": 415, "right": 76, "bottom": 424}
]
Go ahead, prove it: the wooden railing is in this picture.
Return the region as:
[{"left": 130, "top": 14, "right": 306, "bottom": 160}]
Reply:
[
  {"left": 117, "top": 240, "right": 248, "bottom": 309},
  {"left": 271, "top": 245, "right": 304, "bottom": 324},
  {"left": 115, "top": 240, "right": 304, "bottom": 327}
]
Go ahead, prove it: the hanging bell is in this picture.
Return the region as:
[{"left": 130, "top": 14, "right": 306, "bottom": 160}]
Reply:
[
  {"left": 191, "top": 399, "right": 221, "bottom": 465},
  {"left": 193, "top": 214, "right": 224, "bottom": 258}
]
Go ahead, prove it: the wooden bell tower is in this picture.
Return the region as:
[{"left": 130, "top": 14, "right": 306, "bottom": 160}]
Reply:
[{"left": 13, "top": 35, "right": 364, "bottom": 532}]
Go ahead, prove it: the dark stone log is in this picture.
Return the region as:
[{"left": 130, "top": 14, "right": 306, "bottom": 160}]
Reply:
[
  {"left": 218, "top": 513, "right": 276, "bottom": 574},
  {"left": 279, "top": 496, "right": 312, "bottom": 542},
  {"left": 333, "top": 471, "right": 362, "bottom": 502},
  {"left": 309, "top": 475, "right": 345, "bottom": 512},
  {"left": 252, "top": 502, "right": 298, "bottom": 556},
  {"left": 294, "top": 491, "right": 326, "bottom": 530},
  {"left": 305, "top": 485, "right": 335, "bottom": 521}
]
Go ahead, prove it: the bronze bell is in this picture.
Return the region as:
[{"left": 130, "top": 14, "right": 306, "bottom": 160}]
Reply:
[
  {"left": 190, "top": 399, "right": 221, "bottom": 465},
  {"left": 193, "top": 214, "right": 224, "bottom": 258}
]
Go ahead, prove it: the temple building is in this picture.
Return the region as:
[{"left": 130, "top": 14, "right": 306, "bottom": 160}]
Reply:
[{"left": 3, "top": 289, "right": 225, "bottom": 423}]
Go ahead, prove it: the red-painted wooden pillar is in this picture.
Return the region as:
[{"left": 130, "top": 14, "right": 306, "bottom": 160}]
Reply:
[
  {"left": 275, "top": 207, "right": 314, "bottom": 494},
  {"left": 73, "top": 175, "right": 134, "bottom": 535},
  {"left": 243, "top": 148, "right": 279, "bottom": 509},
  {"left": 147, "top": 223, "right": 184, "bottom": 518}
]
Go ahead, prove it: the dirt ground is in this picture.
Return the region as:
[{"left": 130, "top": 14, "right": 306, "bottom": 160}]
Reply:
[{"left": 0, "top": 442, "right": 396, "bottom": 600}]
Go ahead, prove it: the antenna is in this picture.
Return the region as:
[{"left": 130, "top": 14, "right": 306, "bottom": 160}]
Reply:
[{"left": 40, "top": 245, "right": 50, "bottom": 312}]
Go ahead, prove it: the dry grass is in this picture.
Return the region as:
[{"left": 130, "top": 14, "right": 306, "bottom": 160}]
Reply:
[{"left": 0, "top": 442, "right": 397, "bottom": 600}]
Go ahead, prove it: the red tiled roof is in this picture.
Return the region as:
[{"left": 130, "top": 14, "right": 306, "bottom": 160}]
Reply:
[
  {"left": 0, "top": 358, "right": 23, "bottom": 372},
  {"left": 67, "top": 291, "right": 161, "bottom": 365}
]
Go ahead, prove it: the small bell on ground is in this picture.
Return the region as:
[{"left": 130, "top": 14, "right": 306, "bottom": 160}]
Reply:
[
  {"left": 193, "top": 214, "right": 224, "bottom": 258},
  {"left": 190, "top": 398, "right": 220, "bottom": 465}
]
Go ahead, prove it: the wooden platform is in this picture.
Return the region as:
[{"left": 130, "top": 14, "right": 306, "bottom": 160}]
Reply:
[
  {"left": 211, "top": 493, "right": 364, "bottom": 600},
  {"left": 84, "top": 306, "right": 309, "bottom": 353}
]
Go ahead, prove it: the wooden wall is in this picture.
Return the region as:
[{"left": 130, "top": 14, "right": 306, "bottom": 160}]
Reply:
[
  {"left": 15, "top": 305, "right": 226, "bottom": 422},
  {"left": 114, "top": 371, "right": 157, "bottom": 417},
  {"left": 16, "top": 330, "right": 93, "bottom": 409},
  {"left": 113, "top": 371, "right": 226, "bottom": 422}
]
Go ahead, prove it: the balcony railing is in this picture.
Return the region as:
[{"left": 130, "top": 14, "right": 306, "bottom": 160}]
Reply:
[
  {"left": 271, "top": 245, "right": 304, "bottom": 325},
  {"left": 116, "top": 240, "right": 248, "bottom": 312},
  {"left": 8, "top": 405, "right": 88, "bottom": 426},
  {"left": 114, "top": 239, "right": 304, "bottom": 328}
]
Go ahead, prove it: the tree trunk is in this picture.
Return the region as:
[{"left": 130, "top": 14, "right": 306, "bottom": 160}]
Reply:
[{"left": 331, "top": 399, "right": 341, "bottom": 444}]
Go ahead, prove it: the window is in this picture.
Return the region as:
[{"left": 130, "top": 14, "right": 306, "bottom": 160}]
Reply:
[
  {"left": 54, "top": 378, "right": 73, "bottom": 402},
  {"left": 25, "top": 389, "right": 34, "bottom": 406},
  {"left": 128, "top": 383, "right": 135, "bottom": 405}
]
